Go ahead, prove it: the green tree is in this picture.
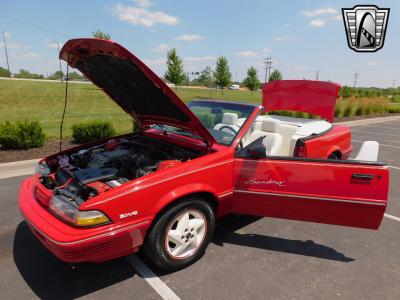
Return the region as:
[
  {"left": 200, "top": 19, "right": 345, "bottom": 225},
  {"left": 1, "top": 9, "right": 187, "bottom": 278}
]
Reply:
[
  {"left": 214, "top": 56, "right": 231, "bottom": 94},
  {"left": 92, "top": 30, "right": 111, "bottom": 40},
  {"left": 268, "top": 69, "right": 282, "bottom": 81},
  {"left": 164, "top": 48, "right": 186, "bottom": 88},
  {"left": 14, "top": 69, "right": 44, "bottom": 79},
  {"left": 68, "top": 71, "right": 84, "bottom": 81},
  {"left": 0, "top": 66, "right": 10, "bottom": 77},
  {"left": 198, "top": 66, "right": 213, "bottom": 87},
  {"left": 243, "top": 66, "right": 261, "bottom": 94},
  {"left": 47, "top": 71, "right": 64, "bottom": 80},
  {"left": 340, "top": 86, "right": 351, "bottom": 98}
]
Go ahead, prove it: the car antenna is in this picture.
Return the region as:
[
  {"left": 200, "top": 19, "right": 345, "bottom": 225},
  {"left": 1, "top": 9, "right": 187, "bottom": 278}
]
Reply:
[{"left": 59, "top": 52, "right": 69, "bottom": 152}]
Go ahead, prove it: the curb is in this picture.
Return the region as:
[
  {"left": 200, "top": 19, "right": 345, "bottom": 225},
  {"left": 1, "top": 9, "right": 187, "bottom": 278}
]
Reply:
[
  {"left": 335, "top": 115, "right": 400, "bottom": 126},
  {"left": 0, "top": 158, "right": 40, "bottom": 179}
]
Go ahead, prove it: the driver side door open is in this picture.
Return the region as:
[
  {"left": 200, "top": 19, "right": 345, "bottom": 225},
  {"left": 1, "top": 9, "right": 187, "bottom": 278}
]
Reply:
[{"left": 232, "top": 157, "right": 389, "bottom": 229}]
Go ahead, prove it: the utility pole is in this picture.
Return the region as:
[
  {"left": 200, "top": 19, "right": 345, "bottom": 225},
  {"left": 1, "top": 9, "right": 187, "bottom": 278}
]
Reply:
[
  {"left": 315, "top": 69, "right": 319, "bottom": 80},
  {"left": 353, "top": 71, "right": 359, "bottom": 88},
  {"left": 1, "top": 31, "right": 11, "bottom": 76},
  {"left": 53, "top": 41, "right": 63, "bottom": 81},
  {"left": 392, "top": 77, "right": 396, "bottom": 89},
  {"left": 263, "top": 57, "right": 273, "bottom": 83}
]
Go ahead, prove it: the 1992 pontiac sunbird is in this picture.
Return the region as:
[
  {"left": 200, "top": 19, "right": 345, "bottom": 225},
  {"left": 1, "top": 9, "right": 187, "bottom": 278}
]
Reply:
[{"left": 19, "top": 39, "right": 389, "bottom": 271}]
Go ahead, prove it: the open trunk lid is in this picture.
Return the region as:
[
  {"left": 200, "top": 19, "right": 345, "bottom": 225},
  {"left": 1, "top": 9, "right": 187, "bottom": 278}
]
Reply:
[
  {"left": 60, "top": 38, "right": 215, "bottom": 145},
  {"left": 262, "top": 80, "right": 340, "bottom": 122}
]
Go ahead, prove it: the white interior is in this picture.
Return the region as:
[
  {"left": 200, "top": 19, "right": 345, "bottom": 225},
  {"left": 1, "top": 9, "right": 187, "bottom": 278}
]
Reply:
[
  {"left": 213, "top": 112, "right": 240, "bottom": 133},
  {"left": 215, "top": 113, "right": 377, "bottom": 161},
  {"left": 241, "top": 114, "right": 332, "bottom": 157}
]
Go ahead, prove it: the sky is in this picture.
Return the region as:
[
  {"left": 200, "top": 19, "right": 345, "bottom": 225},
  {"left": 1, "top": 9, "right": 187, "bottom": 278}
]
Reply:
[{"left": 1, "top": 0, "right": 399, "bottom": 87}]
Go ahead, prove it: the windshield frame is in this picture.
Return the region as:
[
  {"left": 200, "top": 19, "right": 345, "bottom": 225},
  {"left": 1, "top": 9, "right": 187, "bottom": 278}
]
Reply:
[{"left": 187, "top": 100, "right": 258, "bottom": 146}]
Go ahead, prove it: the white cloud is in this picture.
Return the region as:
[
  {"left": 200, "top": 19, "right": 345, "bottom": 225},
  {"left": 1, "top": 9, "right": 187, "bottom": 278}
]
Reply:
[
  {"left": 133, "top": 0, "right": 152, "bottom": 8},
  {"left": 184, "top": 56, "right": 216, "bottom": 62},
  {"left": 174, "top": 34, "right": 204, "bottom": 42},
  {"left": 143, "top": 57, "right": 165, "bottom": 68},
  {"left": 22, "top": 52, "right": 41, "bottom": 59},
  {"left": 112, "top": 3, "right": 179, "bottom": 27},
  {"left": 273, "top": 35, "right": 293, "bottom": 42},
  {"left": 262, "top": 48, "right": 272, "bottom": 53},
  {"left": 302, "top": 8, "right": 337, "bottom": 17},
  {"left": 332, "top": 14, "right": 342, "bottom": 21},
  {"left": 368, "top": 61, "right": 377, "bottom": 66},
  {"left": 309, "top": 19, "right": 326, "bottom": 27},
  {"left": 0, "top": 42, "right": 29, "bottom": 50},
  {"left": 235, "top": 51, "right": 258, "bottom": 58},
  {"left": 3, "top": 31, "right": 11, "bottom": 38},
  {"left": 152, "top": 43, "right": 171, "bottom": 52}
]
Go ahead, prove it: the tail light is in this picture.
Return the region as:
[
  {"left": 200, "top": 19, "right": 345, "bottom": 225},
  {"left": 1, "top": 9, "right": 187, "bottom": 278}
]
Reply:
[{"left": 293, "top": 140, "right": 307, "bottom": 157}]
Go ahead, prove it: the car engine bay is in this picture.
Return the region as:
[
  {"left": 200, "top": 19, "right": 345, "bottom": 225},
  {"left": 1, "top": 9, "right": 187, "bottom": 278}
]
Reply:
[{"left": 38, "top": 136, "right": 202, "bottom": 204}]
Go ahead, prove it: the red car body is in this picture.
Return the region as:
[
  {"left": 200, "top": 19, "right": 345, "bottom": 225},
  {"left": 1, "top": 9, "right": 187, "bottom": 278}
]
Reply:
[{"left": 19, "top": 39, "right": 389, "bottom": 265}]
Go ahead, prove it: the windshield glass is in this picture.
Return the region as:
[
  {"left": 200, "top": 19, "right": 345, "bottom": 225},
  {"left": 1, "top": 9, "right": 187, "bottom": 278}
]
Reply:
[{"left": 188, "top": 100, "right": 255, "bottom": 145}]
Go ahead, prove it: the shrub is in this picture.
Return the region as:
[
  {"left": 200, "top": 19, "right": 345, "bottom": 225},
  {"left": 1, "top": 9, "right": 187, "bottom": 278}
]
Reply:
[
  {"left": 388, "top": 105, "right": 400, "bottom": 113},
  {"left": 343, "top": 103, "right": 353, "bottom": 117},
  {"left": 0, "top": 120, "right": 46, "bottom": 150},
  {"left": 71, "top": 120, "right": 116, "bottom": 143}
]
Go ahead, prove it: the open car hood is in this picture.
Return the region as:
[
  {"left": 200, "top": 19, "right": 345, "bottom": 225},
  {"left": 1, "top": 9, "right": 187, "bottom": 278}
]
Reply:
[
  {"left": 262, "top": 80, "right": 340, "bottom": 122},
  {"left": 60, "top": 38, "right": 215, "bottom": 145}
]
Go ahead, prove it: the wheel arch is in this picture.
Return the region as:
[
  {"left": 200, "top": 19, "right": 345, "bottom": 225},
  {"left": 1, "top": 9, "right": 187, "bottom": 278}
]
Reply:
[
  {"left": 146, "top": 186, "right": 219, "bottom": 237},
  {"left": 327, "top": 146, "right": 342, "bottom": 159}
]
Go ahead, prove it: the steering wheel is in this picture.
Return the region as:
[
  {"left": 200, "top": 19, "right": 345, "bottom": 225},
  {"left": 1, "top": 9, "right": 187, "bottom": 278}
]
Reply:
[{"left": 218, "top": 125, "right": 238, "bottom": 135}]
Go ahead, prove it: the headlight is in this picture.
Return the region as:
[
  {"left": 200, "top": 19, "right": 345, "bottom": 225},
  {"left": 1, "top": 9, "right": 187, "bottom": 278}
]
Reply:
[{"left": 49, "top": 195, "right": 110, "bottom": 227}]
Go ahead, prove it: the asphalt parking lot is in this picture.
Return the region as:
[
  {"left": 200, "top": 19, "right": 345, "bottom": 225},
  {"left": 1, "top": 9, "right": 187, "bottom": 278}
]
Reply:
[{"left": 1, "top": 117, "right": 399, "bottom": 299}]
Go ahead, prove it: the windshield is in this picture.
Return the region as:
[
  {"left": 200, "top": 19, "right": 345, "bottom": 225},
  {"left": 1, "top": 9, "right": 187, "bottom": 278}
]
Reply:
[{"left": 188, "top": 100, "right": 255, "bottom": 145}]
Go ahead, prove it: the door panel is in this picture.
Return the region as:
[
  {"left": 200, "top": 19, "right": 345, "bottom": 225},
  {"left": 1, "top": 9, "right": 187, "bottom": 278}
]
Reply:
[{"left": 232, "top": 158, "right": 389, "bottom": 229}]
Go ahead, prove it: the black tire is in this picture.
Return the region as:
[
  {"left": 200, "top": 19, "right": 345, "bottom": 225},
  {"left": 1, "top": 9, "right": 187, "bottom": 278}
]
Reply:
[
  {"left": 144, "top": 198, "right": 215, "bottom": 271},
  {"left": 328, "top": 152, "right": 341, "bottom": 160}
]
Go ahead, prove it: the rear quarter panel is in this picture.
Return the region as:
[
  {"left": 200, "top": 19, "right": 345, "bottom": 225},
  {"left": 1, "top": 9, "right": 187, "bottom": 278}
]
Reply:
[{"left": 304, "top": 125, "right": 352, "bottom": 159}]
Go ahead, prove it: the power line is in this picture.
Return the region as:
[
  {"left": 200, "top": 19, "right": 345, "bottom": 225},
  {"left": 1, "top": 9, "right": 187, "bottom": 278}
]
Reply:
[
  {"left": 1, "top": 30, "right": 11, "bottom": 75},
  {"left": 263, "top": 57, "right": 273, "bottom": 83},
  {"left": 353, "top": 71, "right": 359, "bottom": 88},
  {"left": 0, "top": 15, "right": 70, "bottom": 38}
]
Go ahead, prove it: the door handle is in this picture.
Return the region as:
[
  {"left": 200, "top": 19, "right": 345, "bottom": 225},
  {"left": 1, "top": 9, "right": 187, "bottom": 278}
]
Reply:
[{"left": 352, "top": 173, "right": 375, "bottom": 180}]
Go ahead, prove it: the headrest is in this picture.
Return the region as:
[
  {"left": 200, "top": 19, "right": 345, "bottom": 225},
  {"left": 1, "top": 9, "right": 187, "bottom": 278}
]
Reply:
[
  {"left": 261, "top": 119, "right": 280, "bottom": 132},
  {"left": 222, "top": 113, "right": 239, "bottom": 125}
]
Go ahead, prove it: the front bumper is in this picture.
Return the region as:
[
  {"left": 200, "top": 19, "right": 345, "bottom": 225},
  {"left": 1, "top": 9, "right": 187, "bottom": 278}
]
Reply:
[{"left": 18, "top": 177, "right": 151, "bottom": 263}]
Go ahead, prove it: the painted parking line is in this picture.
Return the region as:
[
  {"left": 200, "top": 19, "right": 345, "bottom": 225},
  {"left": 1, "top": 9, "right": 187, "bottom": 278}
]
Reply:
[
  {"left": 351, "top": 129, "right": 400, "bottom": 138},
  {"left": 384, "top": 213, "right": 400, "bottom": 222},
  {"left": 126, "top": 254, "right": 181, "bottom": 300},
  {"left": 352, "top": 140, "right": 400, "bottom": 149}
]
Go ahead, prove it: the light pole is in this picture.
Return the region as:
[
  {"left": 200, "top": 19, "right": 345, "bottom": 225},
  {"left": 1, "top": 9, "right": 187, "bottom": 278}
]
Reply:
[
  {"left": 2, "top": 31, "right": 11, "bottom": 76},
  {"left": 53, "top": 41, "right": 63, "bottom": 81}
]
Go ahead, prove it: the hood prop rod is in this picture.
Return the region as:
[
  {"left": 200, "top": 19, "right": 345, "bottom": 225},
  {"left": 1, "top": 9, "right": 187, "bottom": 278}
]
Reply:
[{"left": 59, "top": 52, "right": 69, "bottom": 152}]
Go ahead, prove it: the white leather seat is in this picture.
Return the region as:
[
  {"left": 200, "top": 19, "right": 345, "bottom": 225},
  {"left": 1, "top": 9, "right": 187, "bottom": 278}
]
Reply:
[
  {"left": 354, "top": 141, "right": 379, "bottom": 162},
  {"left": 244, "top": 119, "right": 283, "bottom": 156},
  {"left": 276, "top": 124, "right": 299, "bottom": 156},
  {"left": 214, "top": 112, "right": 240, "bottom": 133}
]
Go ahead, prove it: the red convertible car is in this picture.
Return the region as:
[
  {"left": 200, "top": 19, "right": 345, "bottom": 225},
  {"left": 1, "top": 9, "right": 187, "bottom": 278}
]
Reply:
[{"left": 19, "top": 39, "right": 389, "bottom": 271}]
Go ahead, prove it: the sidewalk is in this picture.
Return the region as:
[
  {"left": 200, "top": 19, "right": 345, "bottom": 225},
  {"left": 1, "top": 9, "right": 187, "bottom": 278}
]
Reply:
[{"left": 0, "top": 159, "right": 40, "bottom": 179}]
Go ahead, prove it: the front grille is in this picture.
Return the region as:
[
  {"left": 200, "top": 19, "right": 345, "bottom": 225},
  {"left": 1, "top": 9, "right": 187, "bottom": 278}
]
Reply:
[{"left": 61, "top": 241, "right": 113, "bottom": 259}]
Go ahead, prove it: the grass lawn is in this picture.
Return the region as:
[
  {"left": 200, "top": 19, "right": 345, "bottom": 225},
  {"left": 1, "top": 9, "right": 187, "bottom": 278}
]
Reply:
[{"left": 0, "top": 80, "right": 262, "bottom": 138}]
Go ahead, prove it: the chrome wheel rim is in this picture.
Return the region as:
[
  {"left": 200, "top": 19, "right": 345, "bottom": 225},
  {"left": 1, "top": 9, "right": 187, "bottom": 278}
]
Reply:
[{"left": 164, "top": 209, "right": 207, "bottom": 259}]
